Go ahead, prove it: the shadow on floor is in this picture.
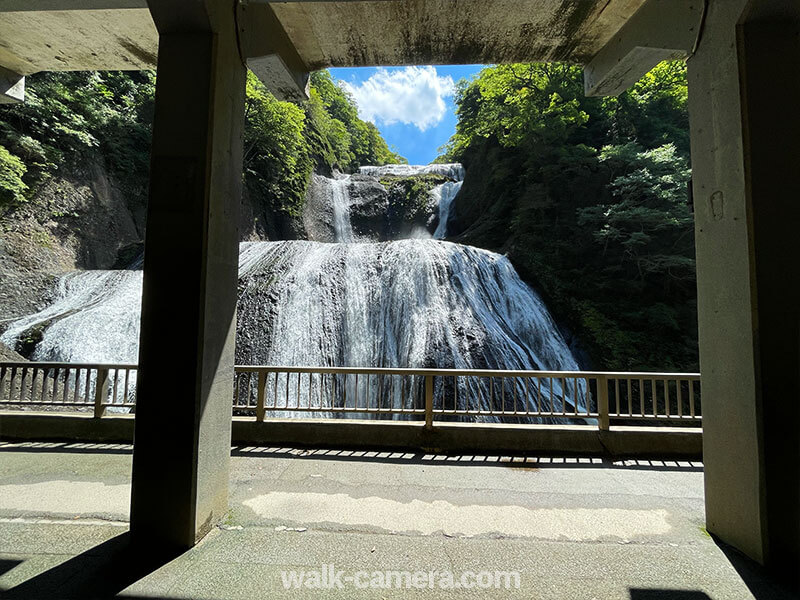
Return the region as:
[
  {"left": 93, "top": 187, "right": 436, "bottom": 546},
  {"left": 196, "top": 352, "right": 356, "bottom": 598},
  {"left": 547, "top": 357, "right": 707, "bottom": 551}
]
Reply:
[
  {"left": 0, "top": 441, "right": 133, "bottom": 455},
  {"left": 629, "top": 591, "right": 711, "bottom": 599},
  {"left": 0, "top": 562, "right": 21, "bottom": 580},
  {"left": 0, "top": 533, "right": 180, "bottom": 600},
  {"left": 231, "top": 445, "right": 704, "bottom": 472},
  {"left": 712, "top": 536, "right": 799, "bottom": 599},
  {"left": 0, "top": 441, "right": 703, "bottom": 472}
]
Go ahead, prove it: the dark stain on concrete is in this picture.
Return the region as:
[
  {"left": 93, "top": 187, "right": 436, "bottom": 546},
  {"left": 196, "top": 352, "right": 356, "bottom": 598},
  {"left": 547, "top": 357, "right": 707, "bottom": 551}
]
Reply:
[
  {"left": 299, "top": 0, "right": 619, "bottom": 68},
  {"left": 116, "top": 38, "right": 157, "bottom": 67},
  {"left": 549, "top": 0, "right": 599, "bottom": 61}
]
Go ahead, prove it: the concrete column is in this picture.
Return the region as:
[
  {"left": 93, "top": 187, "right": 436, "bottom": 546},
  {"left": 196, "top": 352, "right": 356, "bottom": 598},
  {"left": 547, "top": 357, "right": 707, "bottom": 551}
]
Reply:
[
  {"left": 688, "top": 0, "right": 799, "bottom": 585},
  {"left": 129, "top": 20, "right": 246, "bottom": 549}
]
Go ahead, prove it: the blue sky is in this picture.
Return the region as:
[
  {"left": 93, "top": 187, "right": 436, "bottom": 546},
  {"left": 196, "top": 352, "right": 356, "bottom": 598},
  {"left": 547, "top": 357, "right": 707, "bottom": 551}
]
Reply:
[{"left": 330, "top": 65, "right": 484, "bottom": 165}]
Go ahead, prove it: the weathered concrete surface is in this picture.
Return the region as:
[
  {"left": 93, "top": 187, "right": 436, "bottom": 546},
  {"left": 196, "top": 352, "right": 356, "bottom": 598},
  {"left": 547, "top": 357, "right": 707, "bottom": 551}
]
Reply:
[
  {"left": 271, "top": 0, "right": 648, "bottom": 68},
  {"left": 0, "top": 442, "right": 794, "bottom": 598},
  {"left": 583, "top": 0, "right": 703, "bottom": 96},
  {"left": 0, "top": 9, "right": 157, "bottom": 75},
  {"left": 0, "top": 1, "right": 648, "bottom": 82},
  {"left": 0, "top": 66, "right": 24, "bottom": 104}
]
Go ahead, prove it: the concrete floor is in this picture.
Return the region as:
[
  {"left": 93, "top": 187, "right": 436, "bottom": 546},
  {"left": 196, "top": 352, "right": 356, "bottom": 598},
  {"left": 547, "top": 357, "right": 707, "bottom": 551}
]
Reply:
[{"left": 0, "top": 442, "right": 794, "bottom": 599}]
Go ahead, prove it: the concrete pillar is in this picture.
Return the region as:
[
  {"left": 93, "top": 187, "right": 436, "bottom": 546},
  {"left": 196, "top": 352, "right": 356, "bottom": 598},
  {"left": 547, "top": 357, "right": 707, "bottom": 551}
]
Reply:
[
  {"left": 129, "top": 19, "right": 246, "bottom": 549},
  {"left": 687, "top": 0, "right": 799, "bottom": 585}
]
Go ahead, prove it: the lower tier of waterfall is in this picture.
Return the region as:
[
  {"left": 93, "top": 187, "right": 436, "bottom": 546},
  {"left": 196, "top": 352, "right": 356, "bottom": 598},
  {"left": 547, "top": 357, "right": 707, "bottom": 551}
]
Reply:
[{"left": 1, "top": 240, "right": 585, "bottom": 420}]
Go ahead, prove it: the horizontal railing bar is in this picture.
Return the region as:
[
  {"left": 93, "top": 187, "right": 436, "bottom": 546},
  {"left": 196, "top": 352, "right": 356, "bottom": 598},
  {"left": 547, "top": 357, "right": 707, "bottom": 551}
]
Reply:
[
  {"left": 0, "top": 361, "right": 701, "bottom": 380},
  {"left": 0, "top": 362, "right": 136, "bottom": 370},
  {"left": 0, "top": 401, "right": 94, "bottom": 407},
  {"left": 260, "top": 407, "right": 426, "bottom": 414},
  {"left": 233, "top": 365, "right": 701, "bottom": 379},
  {"left": 431, "top": 410, "right": 601, "bottom": 417}
]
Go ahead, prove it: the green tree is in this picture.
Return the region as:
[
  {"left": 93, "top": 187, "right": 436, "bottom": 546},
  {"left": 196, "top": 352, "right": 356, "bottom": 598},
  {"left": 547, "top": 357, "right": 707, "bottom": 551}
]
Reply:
[
  {"left": 0, "top": 68, "right": 403, "bottom": 219},
  {"left": 307, "top": 70, "right": 405, "bottom": 169},
  {"left": 442, "top": 61, "right": 696, "bottom": 371},
  {"left": 0, "top": 145, "right": 27, "bottom": 208},
  {"left": 244, "top": 72, "right": 313, "bottom": 216}
]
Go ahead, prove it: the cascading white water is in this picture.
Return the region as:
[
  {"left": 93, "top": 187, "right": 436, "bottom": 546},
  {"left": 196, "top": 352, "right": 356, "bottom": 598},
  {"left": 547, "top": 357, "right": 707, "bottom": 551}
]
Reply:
[
  {"left": 238, "top": 240, "right": 577, "bottom": 370},
  {"left": 432, "top": 181, "right": 463, "bottom": 239},
  {"left": 329, "top": 174, "right": 355, "bottom": 243},
  {"left": 1, "top": 163, "right": 585, "bottom": 420},
  {"left": 359, "top": 163, "right": 465, "bottom": 181},
  {"left": 0, "top": 270, "right": 143, "bottom": 408},
  {"left": 237, "top": 239, "right": 584, "bottom": 419},
  {"left": 1, "top": 270, "right": 142, "bottom": 364}
]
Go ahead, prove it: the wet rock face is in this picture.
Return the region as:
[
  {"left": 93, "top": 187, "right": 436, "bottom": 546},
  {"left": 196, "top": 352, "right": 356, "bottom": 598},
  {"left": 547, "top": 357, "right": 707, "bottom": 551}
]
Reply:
[
  {"left": 345, "top": 175, "right": 391, "bottom": 240},
  {"left": 302, "top": 168, "right": 459, "bottom": 243},
  {"left": 0, "top": 339, "right": 26, "bottom": 362}
]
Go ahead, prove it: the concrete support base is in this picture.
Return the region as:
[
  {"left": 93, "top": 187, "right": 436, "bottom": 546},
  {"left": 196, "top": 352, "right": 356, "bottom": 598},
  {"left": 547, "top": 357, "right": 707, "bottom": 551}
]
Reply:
[
  {"left": 129, "top": 24, "right": 246, "bottom": 550},
  {"left": 688, "top": 0, "right": 800, "bottom": 587},
  {"left": 0, "top": 413, "right": 704, "bottom": 460}
]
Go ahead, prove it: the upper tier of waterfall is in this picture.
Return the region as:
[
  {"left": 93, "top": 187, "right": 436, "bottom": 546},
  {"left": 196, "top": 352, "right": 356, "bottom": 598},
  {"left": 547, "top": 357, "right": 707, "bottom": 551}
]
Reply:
[
  {"left": 359, "top": 163, "right": 465, "bottom": 181},
  {"left": 304, "top": 163, "right": 465, "bottom": 243}
]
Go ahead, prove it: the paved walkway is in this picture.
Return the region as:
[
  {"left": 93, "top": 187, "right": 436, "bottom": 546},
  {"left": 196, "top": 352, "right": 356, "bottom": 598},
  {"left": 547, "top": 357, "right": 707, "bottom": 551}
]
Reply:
[{"left": 0, "top": 442, "right": 794, "bottom": 599}]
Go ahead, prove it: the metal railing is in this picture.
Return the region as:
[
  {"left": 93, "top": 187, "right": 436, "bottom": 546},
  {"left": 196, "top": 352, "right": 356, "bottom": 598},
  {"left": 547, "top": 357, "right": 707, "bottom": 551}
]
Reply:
[
  {"left": 0, "top": 362, "right": 136, "bottom": 417},
  {"left": 232, "top": 366, "right": 701, "bottom": 428},
  {"left": 0, "top": 362, "right": 701, "bottom": 429}
]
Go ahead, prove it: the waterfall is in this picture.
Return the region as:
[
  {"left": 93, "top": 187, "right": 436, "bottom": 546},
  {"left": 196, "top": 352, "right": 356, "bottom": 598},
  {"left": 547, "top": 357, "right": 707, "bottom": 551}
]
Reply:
[
  {"left": 329, "top": 174, "right": 355, "bottom": 242},
  {"left": 238, "top": 239, "right": 577, "bottom": 371},
  {"left": 359, "top": 163, "right": 465, "bottom": 180},
  {"left": 1, "top": 270, "right": 142, "bottom": 364},
  {"left": 432, "top": 181, "right": 463, "bottom": 239},
  {"left": 1, "top": 163, "right": 586, "bottom": 420}
]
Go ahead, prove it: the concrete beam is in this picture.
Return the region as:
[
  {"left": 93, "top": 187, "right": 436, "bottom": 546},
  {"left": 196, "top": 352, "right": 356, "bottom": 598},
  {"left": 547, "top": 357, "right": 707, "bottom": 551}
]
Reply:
[
  {"left": 0, "top": 67, "right": 24, "bottom": 104},
  {"left": 0, "top": 0, "right": 390, "bottom": 9},
  {"left": 584, "top": 0, "right": 704, "bottom": 97},
  {"left": 0, "top": 0, "right": 148, "bottom": 10},
  {"left": 238, "top": 2, "right": 310, "bottom": 101}
]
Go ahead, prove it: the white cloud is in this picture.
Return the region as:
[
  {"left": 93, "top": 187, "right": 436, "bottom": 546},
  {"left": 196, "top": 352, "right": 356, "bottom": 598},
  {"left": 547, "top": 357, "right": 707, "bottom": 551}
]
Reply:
[{"left": 340, "top": 66, "right": 455, "bottom": 132}]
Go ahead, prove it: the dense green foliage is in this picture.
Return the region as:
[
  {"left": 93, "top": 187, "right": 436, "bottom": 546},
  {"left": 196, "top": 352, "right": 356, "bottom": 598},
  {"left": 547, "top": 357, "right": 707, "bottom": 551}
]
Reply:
[
  {"left": 0, "top": 71, "right": 156, "bottom": 209},
  {"left": 244, "top": 71, "right": 404, "bottom": 217},
  {"left": 0, "top": 145, "right": 27, "bottom": 206},
  {"left": 307, "top": 71, "right": 405, "bottom": 171},
  {"left": 0, "top": 69, "right": 402, "bottom": 217},
  {"left": 243, "top": 73, "right": 313, "bottom": 217},
  {"left": 442, "top": 62, "right": 696, "bottom": 371}
]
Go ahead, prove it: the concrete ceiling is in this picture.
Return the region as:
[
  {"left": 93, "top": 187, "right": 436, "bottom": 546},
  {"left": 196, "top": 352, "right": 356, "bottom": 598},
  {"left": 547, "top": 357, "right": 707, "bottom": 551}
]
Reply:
[
  {"left": 270, "top": 0, "right": 648, "bottom": 69},
  {"left": 0, "top": 0, "right": 648, "bottom": 74},
  {"left": 0, "top": 0, "right": 666, "bottom": 102},
  {"left": 0, "top": 8, "right": 157, "bottom": 75}
]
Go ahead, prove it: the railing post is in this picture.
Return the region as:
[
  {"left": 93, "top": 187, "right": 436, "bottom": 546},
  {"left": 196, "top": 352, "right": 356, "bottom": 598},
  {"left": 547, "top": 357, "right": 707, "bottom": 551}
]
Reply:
[
  {"left": 597, "top": 375, "right": 610, "bottom": 431},
  {"left": 256, "top": 371, "right": 266, "bottom": 422},
  {"left": 94, "top": 367, "right": 109, "bottom": 419},
  {"left": 424, "top": 375, "right": 434, "bottom": 430}
]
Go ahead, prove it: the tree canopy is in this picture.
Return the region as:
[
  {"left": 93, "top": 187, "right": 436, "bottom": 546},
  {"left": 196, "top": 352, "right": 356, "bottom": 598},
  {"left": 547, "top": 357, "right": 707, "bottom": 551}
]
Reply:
[
  {"left": 442, "top": 61, "right": 695, "bottom": 371},
  {"left": 0, "top": 69, "right": 404, "bottom": 216}
]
